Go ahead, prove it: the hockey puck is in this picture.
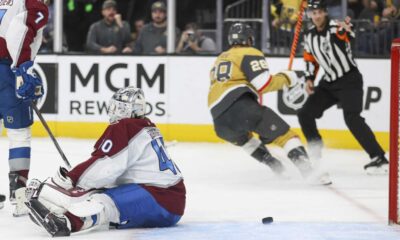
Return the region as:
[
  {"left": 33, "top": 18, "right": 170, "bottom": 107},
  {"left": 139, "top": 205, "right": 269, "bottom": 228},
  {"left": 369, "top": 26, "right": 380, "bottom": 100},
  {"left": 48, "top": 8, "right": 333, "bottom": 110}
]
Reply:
[{"left": 262, "top": 217, "right": 273, "bottom": 224}]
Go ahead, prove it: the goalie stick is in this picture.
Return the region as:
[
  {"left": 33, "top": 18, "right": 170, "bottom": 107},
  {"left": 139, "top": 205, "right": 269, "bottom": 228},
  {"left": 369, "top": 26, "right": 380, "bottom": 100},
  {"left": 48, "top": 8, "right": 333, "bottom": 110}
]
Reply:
[{"left": 31, "top": 102, "right": 71, "bottom": 169}]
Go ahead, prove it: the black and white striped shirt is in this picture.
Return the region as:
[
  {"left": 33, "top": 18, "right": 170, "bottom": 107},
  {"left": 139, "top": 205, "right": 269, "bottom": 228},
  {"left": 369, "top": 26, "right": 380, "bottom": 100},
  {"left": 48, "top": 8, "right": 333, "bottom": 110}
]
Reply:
[{"left": 303, "top": 19, "right": 358, "bottom": 82}]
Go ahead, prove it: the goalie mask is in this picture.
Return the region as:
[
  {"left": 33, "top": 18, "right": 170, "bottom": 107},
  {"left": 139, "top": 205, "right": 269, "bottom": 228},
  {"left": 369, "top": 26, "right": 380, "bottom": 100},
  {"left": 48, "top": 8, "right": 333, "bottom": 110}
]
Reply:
[{"left": 108, "top": 87, "right": 147, "bottom": 123}]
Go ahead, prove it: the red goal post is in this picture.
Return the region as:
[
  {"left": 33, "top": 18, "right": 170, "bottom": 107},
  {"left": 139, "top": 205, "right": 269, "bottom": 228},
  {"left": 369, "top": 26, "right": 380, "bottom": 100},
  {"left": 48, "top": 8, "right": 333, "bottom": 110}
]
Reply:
[{"left": 390, "top": 38, "right": 400, "bottom": 225}]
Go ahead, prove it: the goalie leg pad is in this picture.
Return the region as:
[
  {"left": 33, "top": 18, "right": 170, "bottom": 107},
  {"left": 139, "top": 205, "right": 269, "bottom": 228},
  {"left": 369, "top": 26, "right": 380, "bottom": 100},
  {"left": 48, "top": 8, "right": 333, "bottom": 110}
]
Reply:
[
  {"left": 26, "top": 199, "right": 71, "bottom": 237},
  {"left": 34, "top": 181, "right": 97, "bottom": 215}
]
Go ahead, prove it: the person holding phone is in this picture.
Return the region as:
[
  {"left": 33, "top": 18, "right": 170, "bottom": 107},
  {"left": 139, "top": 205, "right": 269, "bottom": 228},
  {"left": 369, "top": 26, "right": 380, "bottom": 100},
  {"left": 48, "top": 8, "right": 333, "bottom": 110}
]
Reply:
[{"left": 176, "top": 23, "right": 216, "bottom": 54}]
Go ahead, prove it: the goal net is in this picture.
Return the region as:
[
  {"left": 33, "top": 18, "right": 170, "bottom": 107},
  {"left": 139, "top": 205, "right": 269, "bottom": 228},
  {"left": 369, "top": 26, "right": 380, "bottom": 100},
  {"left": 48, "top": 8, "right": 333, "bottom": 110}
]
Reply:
[{"left": 390, "top": 38, "right": 400, "bottom": 225}]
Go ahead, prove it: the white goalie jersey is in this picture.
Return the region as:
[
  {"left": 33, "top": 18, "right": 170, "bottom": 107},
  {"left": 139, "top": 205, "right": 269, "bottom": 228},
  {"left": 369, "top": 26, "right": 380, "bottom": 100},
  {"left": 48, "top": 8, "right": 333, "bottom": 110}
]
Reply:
[{"left": 67, "top": 118, "right": 183, "bottom": 190}]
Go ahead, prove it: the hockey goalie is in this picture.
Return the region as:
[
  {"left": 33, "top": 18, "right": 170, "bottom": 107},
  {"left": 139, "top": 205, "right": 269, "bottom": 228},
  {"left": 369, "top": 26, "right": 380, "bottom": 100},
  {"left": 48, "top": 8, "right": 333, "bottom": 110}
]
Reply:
[{"left": 25, "top": 87, "right": 186, "bottom": 237}]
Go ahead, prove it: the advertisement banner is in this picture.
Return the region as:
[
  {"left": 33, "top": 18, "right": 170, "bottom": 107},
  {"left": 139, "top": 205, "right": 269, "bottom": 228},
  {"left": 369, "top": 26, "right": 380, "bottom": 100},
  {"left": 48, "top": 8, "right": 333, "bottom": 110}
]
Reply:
[{"left": 34, "top": 55, "right": 390, "bottom": 148}]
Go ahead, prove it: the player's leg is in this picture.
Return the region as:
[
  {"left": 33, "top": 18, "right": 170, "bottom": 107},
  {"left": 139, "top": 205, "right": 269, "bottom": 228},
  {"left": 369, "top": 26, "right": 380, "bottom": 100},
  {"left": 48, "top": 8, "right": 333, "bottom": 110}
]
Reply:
[
  {"left": 337, "top": 71, "right": 387, "bottom": 174},
  {"left": 213, "top": 94, "right": 285, "bottom": 174},
  {"left": 297, "top": 83, "right": 337, "bottom": 162},
  {"left": 0, "top": 119, "right": 5, "bottom": 209},
  {"left": 249, "top": 103, "right": 331, "bottom": 184},
  {"left": 4, "top": 104, "right": 33, "bottom": 203},
  {"left": 0, "top": 64, "right": 34, "bottom": 205}
]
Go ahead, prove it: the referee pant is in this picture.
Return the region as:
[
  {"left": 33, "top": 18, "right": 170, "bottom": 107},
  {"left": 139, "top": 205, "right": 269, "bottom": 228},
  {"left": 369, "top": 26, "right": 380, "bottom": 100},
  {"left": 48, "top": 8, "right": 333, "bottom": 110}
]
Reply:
[{"left": 297, "top": 69, "right": 385, "bottom": 159}]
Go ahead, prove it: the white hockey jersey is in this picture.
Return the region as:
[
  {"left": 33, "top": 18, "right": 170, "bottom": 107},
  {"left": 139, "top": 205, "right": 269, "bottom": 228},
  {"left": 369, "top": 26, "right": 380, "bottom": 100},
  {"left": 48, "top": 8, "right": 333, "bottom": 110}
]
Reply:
[
  {"left": 67, "top": 118, "right": 183, "bottom": 190},
  {"left": 0, "top": 0, "right": 48, "bottom": 67},
  {"left": 67, "top": 118, "right": 186, "bottom": 215}
]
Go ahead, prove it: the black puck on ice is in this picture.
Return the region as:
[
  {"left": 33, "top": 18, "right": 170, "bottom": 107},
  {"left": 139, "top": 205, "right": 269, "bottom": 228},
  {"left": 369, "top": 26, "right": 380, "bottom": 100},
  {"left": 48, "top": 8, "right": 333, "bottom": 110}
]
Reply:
[{"left": 262, "top": 217, "right": 273, "bottom": 224}]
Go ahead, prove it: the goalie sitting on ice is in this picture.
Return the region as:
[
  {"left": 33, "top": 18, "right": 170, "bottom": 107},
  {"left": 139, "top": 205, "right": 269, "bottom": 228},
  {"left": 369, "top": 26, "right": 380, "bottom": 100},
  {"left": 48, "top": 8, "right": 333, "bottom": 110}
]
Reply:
[{"left": 25, "top": 87, "right": 186, "bottom": 237}]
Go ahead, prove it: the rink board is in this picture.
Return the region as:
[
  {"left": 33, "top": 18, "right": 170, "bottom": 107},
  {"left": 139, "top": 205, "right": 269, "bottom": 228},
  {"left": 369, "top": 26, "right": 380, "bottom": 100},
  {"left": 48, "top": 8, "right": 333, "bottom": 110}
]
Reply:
[
  {"left": 30, "top": 121, "right": 389, "bottom": 151},
  {"left": 25, "top": 55, "right": 390, "bottom": 150}
]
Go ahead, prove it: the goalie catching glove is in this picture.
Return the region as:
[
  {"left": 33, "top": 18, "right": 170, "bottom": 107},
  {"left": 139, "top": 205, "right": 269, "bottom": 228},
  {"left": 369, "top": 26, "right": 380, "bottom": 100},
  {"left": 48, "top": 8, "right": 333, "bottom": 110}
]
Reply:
[{"left": 13, "top": 61, "right": 44, "bottom": 101}]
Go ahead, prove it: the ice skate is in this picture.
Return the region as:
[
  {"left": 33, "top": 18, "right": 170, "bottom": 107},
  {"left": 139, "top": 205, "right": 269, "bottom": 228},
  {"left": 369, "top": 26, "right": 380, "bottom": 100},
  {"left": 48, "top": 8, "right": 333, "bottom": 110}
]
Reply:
[
  {"left": 9, "top": 172, "right": 27, "bottom": 204},
  {"left": 288, "top": 146, "right": 332, "bottom": 185},
  {"left": 306, "top": 171, "right": 332, "bottom": 186},
  {"left": 13, "top": 188, "right": 29, "bottom": 217},
  {"left": 0, "top": 194, "right": 5, "bottom": 209},
  {"left": 364, "top": 155, "right": 389, "bottom": 175}
]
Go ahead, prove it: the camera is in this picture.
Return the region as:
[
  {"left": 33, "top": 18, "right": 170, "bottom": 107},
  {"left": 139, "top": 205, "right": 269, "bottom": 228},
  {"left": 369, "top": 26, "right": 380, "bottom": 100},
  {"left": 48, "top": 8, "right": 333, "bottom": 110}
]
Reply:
[{"left": 186, "top": 31, "right": 196, "bottom": 42}]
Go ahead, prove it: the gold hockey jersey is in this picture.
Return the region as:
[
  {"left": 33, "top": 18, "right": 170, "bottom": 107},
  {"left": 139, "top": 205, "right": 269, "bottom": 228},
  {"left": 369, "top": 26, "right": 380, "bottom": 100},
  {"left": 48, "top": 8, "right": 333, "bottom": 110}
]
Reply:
[{"left": 208, "top": 46, "right": 291, "bottom": 118}]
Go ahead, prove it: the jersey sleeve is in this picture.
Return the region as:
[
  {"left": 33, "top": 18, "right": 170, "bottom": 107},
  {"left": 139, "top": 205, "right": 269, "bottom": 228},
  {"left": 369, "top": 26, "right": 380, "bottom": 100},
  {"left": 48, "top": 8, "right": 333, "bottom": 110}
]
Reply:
[
  {"left": 330, "top": 20, "right": 355, "bottom": 42},
  {"left": 5, "top": 0, "right": 48, "bottom": 67},
  {"left": 240, "top": 54, "right": 271, "bottom": 91},
  {"left": 67, "top": 123, "right": 130, "bottom": 190},
  {"left": 303, "top": 33, "right": 319, "bottom": 81}
]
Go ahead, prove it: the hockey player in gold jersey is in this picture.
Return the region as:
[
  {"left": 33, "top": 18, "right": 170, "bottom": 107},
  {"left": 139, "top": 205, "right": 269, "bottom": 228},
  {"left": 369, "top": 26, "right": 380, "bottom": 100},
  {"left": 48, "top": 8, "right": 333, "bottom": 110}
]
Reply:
[{"left": 208, "top": 23, "right": 331, "bottom": 185}]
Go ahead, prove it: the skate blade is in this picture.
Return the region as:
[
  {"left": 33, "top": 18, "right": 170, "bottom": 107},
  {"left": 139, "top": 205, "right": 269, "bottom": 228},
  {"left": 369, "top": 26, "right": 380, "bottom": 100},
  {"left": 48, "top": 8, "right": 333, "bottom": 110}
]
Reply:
[
  {"left": 365, "top": 165, "right": 389, "bottom": 175},
  {"left": 306, "top": 172, "right": 333, "bottom": 186}
]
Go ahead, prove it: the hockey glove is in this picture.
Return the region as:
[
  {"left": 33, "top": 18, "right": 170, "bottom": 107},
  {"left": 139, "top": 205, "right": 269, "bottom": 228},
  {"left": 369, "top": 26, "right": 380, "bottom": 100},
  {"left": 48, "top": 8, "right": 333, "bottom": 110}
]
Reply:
[
  {"left": 280, "top": 70, "right": 306, "bottom": 87},
  {"left": 51, "top": 167, "right": 74, "bottom": 190},
  {"left": 13, "top": 61, "right": 44, "bottom": 101}
]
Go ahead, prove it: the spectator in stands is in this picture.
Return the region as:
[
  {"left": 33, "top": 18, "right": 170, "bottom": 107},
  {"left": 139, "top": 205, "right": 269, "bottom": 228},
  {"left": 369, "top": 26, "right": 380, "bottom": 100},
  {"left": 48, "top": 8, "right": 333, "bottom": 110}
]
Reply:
[
  {"left": 355, "top": 0, "right": 381, "bottom": 54},
  {"left": 382, "top": 0, "right": 400, "bottom": 20},
  {"left": 270, "top": 0, "right": 304, "bottom": 54},
  {"left": 326, "top": 0, "right": 342, "bottom": 19},
  {"left": 349, "top": 0, "right": 366, "bottom": 19},
  {"left": 39, "top": 0, "right": 68, "bottom": 53},
  {"left": 176, "top": 23, "right": 216, "bottom": 54},
  {"left": 358, "top": 0, "right": 381, "bottom": 23},
  {"left": 134, "top": 1, "right": 180, "bottom": 54},
  {"left": 132, "top": 18, "right": 146, "bottom": 42},
  {"left": 86, "top": 0, "right": 133, "bottom": 54},
  {"left": 271, "top": 0, "right": 303, "bottom": 32}
]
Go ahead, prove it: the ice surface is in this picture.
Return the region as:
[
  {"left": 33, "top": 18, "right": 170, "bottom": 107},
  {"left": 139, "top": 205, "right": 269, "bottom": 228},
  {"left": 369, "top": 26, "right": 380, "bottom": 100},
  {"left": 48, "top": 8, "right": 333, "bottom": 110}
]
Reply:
[{"left": 0, "top": 138, "right": 399, "bottom": 239}]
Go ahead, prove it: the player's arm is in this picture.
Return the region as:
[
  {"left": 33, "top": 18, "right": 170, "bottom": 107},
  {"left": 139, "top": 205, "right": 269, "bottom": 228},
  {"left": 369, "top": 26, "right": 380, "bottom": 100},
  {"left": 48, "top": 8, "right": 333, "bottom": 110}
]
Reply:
[
  {"left": 241, "top": 55, "right": 302, "bottom": 93},
  {"left": 334, "top": 17, "right": 355, "bottom": 41},
  {"left": 66, "top": 126, "right": 130, "bottom": 190},
  {"left": 5, "top": 0, "right": 48, "bottom": 67},
  {"left": 5, "top": 0, "right": 48, "bottom": 100}
]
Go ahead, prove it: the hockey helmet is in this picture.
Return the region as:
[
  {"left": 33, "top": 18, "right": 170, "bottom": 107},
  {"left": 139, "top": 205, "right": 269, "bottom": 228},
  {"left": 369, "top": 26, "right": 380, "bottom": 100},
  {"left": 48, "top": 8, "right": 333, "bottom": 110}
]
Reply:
[
  {"left": 307, "top": 0, "right": 327, "bottom": 10},
  {"left": 108, "top": 87, "right": 147, "bottom": 123},
  {"left": 228, "top": 23, "right": 255, "bottom": 46}
]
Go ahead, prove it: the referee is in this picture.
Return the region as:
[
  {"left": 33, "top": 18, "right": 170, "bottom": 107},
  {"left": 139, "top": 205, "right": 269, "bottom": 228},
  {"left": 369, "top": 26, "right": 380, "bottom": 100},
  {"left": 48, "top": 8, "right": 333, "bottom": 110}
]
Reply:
[{"left": 297, "top": 0, "right": 388, "bottom": 174}]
